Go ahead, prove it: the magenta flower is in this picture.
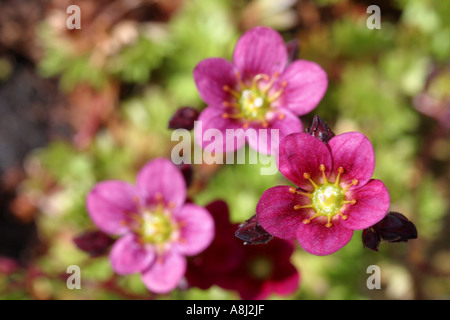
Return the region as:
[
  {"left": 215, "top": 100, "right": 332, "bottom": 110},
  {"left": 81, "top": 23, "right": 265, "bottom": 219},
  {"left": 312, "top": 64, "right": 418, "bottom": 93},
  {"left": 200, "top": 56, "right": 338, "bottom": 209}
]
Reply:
[
  {"left": 193, "top": 26, "right": 328, "bottom": 154},
  {"left": 186, "top": 200, "right": 300, "bottom": 300},
  {"left": 256, "top": 132, "right": 390, "bottom": 255},
  {"left": 86, "top": 158, "right": 214, "bottom": 293}
]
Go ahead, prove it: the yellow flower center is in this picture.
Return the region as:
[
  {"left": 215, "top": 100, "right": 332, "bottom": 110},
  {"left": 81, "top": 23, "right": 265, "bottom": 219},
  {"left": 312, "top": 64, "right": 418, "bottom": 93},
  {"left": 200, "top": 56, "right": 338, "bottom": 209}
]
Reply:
[
  {"left": 139, "top": 210, "right": 173, "bottom": 244},
  {"left": 221, "top": 72, "right": 287, "bottom": 128},
  {"left": 248, "top": 257, "right": 272, "bottom": 279},
  {"left": 289, "top": 165, "right": 358, "bottom": 228},
  {"left": 122, "top": 194, "right": 180, "bottom": 246}
]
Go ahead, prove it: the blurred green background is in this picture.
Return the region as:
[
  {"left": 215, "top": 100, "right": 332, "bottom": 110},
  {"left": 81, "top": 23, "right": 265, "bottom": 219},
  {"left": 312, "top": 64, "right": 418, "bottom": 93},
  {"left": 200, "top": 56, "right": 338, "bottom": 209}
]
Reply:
[{"left": 0, "top": 0, "right": 448, "bottom": 300}]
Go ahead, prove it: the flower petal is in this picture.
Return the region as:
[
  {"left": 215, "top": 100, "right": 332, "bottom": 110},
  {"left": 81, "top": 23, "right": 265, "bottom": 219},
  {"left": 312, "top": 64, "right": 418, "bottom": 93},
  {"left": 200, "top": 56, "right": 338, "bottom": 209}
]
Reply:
[
  {"left": 276, "top": 60, "right": 328, "bottom": 116},
  {"left": 278, "top": 133, "right": 332, "bottom": 191},
  {"left": 256, "top": 186, "right": 310, "bottom": 240},
  {"left": 109, "top": 234, "right": 155, "bottom": 275},
  {"left": 295, "top": 221, "right": 353, "bottom": 256},
  {"left": 271, "top": 263, "right": 300, "bottom": 297},
  {"left": 141, "top": 250, "right": 186, "bottom": 294},
  {"left": 343, "top": 179, "right": 390, "bottom": 230},
  {"left": 246, "top": 109, "right": 303, "bottom": 155},
  {"left": 328, "top": 132, "right": 375, "bottom": 189},
  {"left": 193, "top": 58, "right": 237, "bottom": 107},
  {"left": 136, "top": 158, "right": 186, "bottom": 210},
  {"left": 233, "top": 26, "right": 287, "bottom": 78},
  {"left": 86, "top": 181, "right": 138, "bottom": 235},
  {"left": 172, "top": 203, "right": 215, "bottom": 256},
  {"left": 195, "top": 106, "right": 246, "bottom": 153}
]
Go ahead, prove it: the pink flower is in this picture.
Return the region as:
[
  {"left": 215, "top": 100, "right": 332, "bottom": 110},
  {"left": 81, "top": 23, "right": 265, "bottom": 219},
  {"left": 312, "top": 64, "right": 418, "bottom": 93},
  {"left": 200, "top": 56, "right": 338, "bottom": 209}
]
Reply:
[
  {"left": 186, "top": 200, "right": 300, "bottom": 300},
  {"left": 86, "top": 158, "right": 214, "bottom": 294},
  {"left": 256, "top": 132, "right": 390, "bottom": 255},
  {"left": 193, "top": 26, "right": 328, "bottom": 154}
]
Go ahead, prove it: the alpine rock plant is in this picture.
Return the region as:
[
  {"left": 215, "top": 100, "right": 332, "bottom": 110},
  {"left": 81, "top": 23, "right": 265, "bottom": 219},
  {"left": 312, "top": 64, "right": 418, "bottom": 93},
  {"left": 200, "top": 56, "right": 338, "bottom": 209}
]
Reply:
[
  {"left": 193, "top": 26, "right": 328, "bottom": 154},
  {"left": 86, "top": 158, "right": 214, "bottom": 293},
  {"left": 256, "top": 128, "right": 391, "bottom": 255}
]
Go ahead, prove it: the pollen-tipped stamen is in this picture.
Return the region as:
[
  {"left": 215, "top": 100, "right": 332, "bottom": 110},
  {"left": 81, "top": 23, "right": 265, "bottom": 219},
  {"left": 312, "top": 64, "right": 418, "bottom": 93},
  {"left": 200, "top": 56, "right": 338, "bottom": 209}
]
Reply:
[
  {"left": 325, "top": 215, "right": 333, "bottom": 228},
  {"left": 342, "top": 179, "right": 359, "bottom": 193},
  {"left": 267, "top": 81, "right": 287, "bottom": 103},
  {"left": 289, "top": 187, "right": 313, "bottom": 198},
  {"left": 294, "top": 204, "right": 314, "bottom": 210},
  {"left": 338, "top": 211, "right": 348, "bottom": 220},
  {"left": 222, "top": 112, "right": 244, "bottom": 119},
  {"left": 261, "top": 72, "right": 280, "bottom": 93},
  {"left": 251, "top": 74, "right": 270, "bottom": 90},
  {"left": 235, "top": 71, "right": 246, "bottom": 88},
  {"left": 303, "top": 172, "right": 319, "bottom": 189},
  {"left": 319, "top": 164, "right": 329, "bottom": 185},
  {"left": 223, "top": 101, "right": 239, "bottom": 108},
  {"left": 302, "top": 212, "right": 322, "bottom": 224},
  {"left": 223, "top": 85, "right": 240, "bottom": 99},
  {"left": 342, "top": 199, "right": 357, "bottom": 205},
  {"left": 334, "top": 167, "right": 344, "bottom": 187}
]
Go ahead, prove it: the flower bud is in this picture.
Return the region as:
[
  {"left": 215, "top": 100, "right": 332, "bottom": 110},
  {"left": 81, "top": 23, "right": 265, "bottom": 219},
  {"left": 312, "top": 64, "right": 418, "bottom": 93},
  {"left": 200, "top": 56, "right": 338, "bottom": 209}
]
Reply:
[
  {"left": 73, "top": 230, "right": 115, "bottom": 257},
  {"left": 372, "top": 211, "right": 418, "bottom": 243},
  {"left": 168, "top": 106, "right": 199, "bottom": 130},
  {"left": 362, "top": 228, "right": 381, "bottom": 251},
  {"left": 306, "top": 115, "right": 335, "bottom": 144},
  {"left": 235, "top": 215, "right": 273, "bottom": 245}
]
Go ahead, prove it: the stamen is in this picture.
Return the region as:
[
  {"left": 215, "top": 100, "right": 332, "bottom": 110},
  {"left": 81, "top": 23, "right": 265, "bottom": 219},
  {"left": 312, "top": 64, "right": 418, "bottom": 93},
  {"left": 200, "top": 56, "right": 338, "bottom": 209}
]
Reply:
[
  {"left": 342, "top": 199, "right": 357, "bottom": 205},
  {"left": 302, "top": 212, "right": 321, "bottom": 224},
  {"left": 235, "top": 71, "right": 246, "bottom": 88},
  {"left": 319, "top": 164, "right": 329, "bottom": 185},
  {"left": 267, "top": 81, "right": 287, "bottom": 103},
  {"left": 342, "top": 179, "right": 359, "bottom": 193},
  {"left": 334, "top": 167, "right": 344, "bottom": 187},
  {"left": 278, "top": 112, "right": 285, "bottom": 120},
  {"left": 338, "top": 211, "right": 348, "bottom": 220},
  {"left": 223, "top": 101, "right": 239, "bottom": 108},
  {"left": 132, "top": 195, "right": 145, "bottom": 211},
  {"left": 289, "top": 187, "right": 313, "bottom": 199},
  {"left": 262, "top": 120, "right": 269, "bottom": 128},
  {"left": 252, "top": 74, "right": 269, "bottom": 90},
  {"left": 294, "top": 204, "right": 314, "bottom": 210},
  {"left": 261, "top": 72, "right": 279, "bottom": 93},
  {"left": 242, "top": 122, "right": 250, "bottom": 129},
  {"left": 223, "top": 85, "right": 240, "bottom": 99},
  {"left": 303, "top": 172, "right": 319, "bottom": 189},
  {"left": 222, "top": 112, "right": 244, "bottom": 119}
]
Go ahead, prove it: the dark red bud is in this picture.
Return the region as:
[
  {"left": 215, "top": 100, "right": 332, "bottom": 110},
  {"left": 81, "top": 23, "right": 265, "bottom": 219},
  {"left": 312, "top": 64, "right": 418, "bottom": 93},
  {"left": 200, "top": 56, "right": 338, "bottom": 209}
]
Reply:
[
  {"left": 306, "top": 115, "right": 335, "bottom": 144},
  {"left": 372, "top": 212, "right": 418, "bottom": 243},
  {"left": 235, "top": 215, "right": 273, "bottom": 245},
  {"left": 73, "top": 230, "right": 115, "bottom": 257},
  {"left": 362, "top": 228, "right": 381, "bottom": 252},
  {"left": 168, "top": 106, "right": 199, "bottom": 130}
]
